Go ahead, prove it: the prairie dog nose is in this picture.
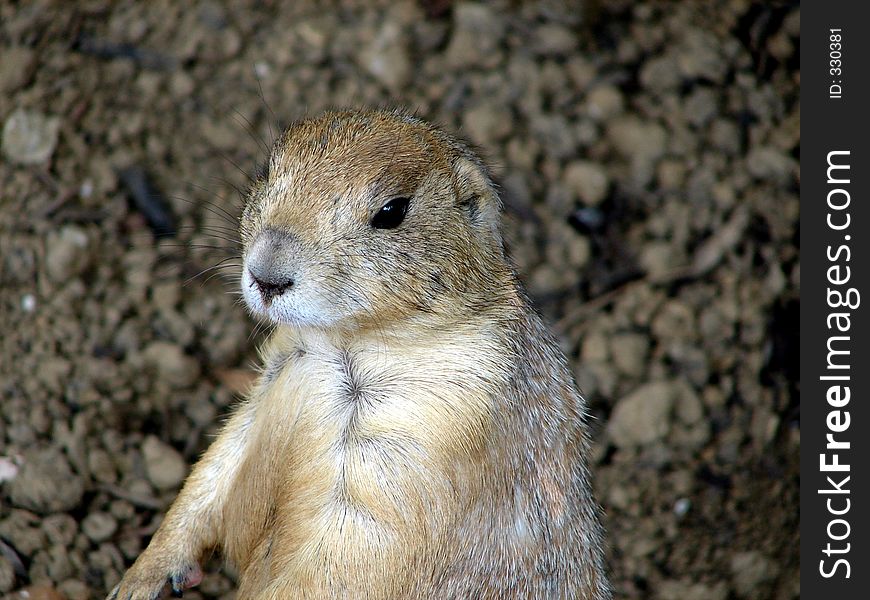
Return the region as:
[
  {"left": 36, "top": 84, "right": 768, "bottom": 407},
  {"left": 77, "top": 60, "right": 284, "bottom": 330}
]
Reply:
[{"left": 247, "top": 228, "right": 298, "bottom": 304}]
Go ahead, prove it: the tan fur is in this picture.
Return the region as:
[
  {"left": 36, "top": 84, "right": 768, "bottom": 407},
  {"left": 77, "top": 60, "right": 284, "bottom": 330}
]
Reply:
[{"left": 108, "top": 109, "right": 610, "bottom": 600}]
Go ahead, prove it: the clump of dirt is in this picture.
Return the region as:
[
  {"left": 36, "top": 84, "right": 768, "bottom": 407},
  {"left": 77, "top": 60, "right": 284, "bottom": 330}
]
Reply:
[{"left": 0, "top": 1, "right": 799, "bottom": 598}]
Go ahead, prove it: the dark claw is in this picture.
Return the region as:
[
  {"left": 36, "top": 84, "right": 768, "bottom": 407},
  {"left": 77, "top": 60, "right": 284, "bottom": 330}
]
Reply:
[{"left": 170, "top": 574, "right": 184, "bottom": 597}]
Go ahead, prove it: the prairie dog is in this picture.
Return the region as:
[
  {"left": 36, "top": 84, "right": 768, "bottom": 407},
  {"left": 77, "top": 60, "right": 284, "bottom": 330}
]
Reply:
[{"left": 109, "top": 109, "right": 610, "bottom": 599}]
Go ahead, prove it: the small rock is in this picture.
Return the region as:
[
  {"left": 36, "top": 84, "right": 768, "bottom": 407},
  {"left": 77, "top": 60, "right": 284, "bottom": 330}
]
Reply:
[
  {"left": 0, "top": 555, "right": 15, "bottom": 593},
  {"left": 530, "top": 113, "right": 575, "bottom": 161},
  {"left": 607, "top": 116, "right": 667, "bottom": 163},
  {"left": 585, "top": 85, "right": 624, "bottom": 120},
  {"left": 684, "top": 87, "right": 718, "bottom": 127},
  {"left": 1, "top": 108, "right": 60, "bottom": 165},
  {"left": 6, "top": 449, "right": 84, "bottom": 514},
  {"left": 45, "top": 225, "right": 91, "bottom": 282},
  {"left": 10, "top": 585, "right": 66, "bottom": 600},
  {"left": 445, "top": 3, "right": 505, "bottom": 69},
  {"left": 657, "top": 579, "right": 728, "bottom": 600},
  {"left": 639, "top": 54, "right": 681, "bottom": 92},
  {"left": 41, "top": 514, "right": 78, "bottom": 547},
  {"left": 142, "top": 435, "right": 188, "bottom": 491},
  {"left": 609, "top": 333, "right": 650, "bottom": 378},
  {"left": 81, "top": 512, "right": 118, "bottom": 543},
  {"left": 563, "top": 161, "right": 609, "bottom": 206},
  {"left": 746, "top": 146, "right": 796, "bottom": 185},
  {"left": 57, "top": 580, "right": 89, "bottom": 600},
  {"left": 0, "top": 456, "right": 19, "bottom": 483},
  {"left": 142, "top": 341, "right": 201, "bottom": 388},
  {"left": 709, "top": 119, "right": 741, "bottom": 155},
  {"left": 463, "top": 102, "right": 513, "bottom": 145},
  {"left": 730, "top": 551, "right": 777, "bottom": 598},
  {"left": 678, "top": 29, "right": 728, "bottom": 83},
  {"left": 639, "top": 240, "right": 676, "bottom": 281},
  {"left": 531, "top": 23, "right": 577, "bottom": 56},
  {"left": 608, "top": 381, "right": 676, "bottom": 448},
  {"left": 0, "top": 47, "right": 35, "bottom": 93},
  {"left": 359, "top": 21, "right": 411, "bottom": 91},
  {"left": 675, "top": 382, "right": 704, "bottom": 425}
]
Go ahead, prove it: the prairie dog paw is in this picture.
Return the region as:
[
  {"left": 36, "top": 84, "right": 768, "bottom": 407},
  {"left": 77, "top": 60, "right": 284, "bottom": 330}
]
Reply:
[{"left": 107, "top": 562, "right": 203, "bottom": 600}]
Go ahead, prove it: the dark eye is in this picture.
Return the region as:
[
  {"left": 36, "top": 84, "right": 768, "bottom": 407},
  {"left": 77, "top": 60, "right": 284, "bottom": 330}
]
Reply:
[{"left": 371, "top": 197, "right": 410, "bottom": 229}]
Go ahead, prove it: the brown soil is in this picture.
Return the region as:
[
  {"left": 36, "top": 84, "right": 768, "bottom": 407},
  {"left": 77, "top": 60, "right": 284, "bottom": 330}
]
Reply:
[{"left": 0, "top": 1, "right": 799, "bottom": 598}]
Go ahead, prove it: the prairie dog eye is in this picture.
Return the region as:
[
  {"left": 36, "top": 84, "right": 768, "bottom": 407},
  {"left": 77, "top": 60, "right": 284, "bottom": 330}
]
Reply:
[{"left": 371, "top": 197, "right": 410, "bottom": 229}]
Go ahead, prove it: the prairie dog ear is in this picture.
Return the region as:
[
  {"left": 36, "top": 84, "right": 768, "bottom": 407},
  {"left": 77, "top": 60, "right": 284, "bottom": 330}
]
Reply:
[{"left": 453, "top": 156, "right": 503, "bottom": 247}]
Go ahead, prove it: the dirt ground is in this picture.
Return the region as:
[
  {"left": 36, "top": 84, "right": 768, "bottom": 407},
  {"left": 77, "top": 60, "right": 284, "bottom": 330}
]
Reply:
[{"left": 0, "top": 1, "right": 799, "bottom": 598}]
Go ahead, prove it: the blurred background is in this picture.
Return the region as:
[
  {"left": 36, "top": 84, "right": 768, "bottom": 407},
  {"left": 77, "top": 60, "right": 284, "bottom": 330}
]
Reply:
[{"left": 0, "top": 1, "right": 799, "bottom": 598}]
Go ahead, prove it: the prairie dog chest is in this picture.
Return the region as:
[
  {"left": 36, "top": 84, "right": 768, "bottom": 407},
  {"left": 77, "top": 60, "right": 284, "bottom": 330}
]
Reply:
[{"left": 257, "top": 329, "right": 497, "bottom": 483}]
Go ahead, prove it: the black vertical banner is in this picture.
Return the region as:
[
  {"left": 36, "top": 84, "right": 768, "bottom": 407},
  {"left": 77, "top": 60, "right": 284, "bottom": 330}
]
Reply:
[{"left": 801, "top": 2, "right": 870, "bottom": 597}]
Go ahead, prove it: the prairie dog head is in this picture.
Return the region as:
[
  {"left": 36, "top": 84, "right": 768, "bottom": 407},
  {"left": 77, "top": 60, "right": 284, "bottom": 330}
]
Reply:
[{"left": 240, "top": 109, "right": 511, "bottom": 330}]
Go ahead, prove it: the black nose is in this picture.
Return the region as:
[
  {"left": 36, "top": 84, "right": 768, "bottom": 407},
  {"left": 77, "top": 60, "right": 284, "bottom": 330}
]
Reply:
[{"left": 251, "top": 272, "right": 294, "bottom": 304}]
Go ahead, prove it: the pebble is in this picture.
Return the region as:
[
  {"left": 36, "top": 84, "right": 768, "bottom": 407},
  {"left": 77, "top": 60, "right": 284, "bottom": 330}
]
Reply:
[
  {"left": 639, "top": 240, "right": 676, "bottom": 281},
  {"left": 0, "top": 47, "right": 35, "bottom": 93},
  {"left": 563, "top": 160, "right": 609, "bottom": 206},
  {"left": 609, "top": 333, "right": 650, "bottom": 378},
  {"left": 142, "top": 340, "right": 201, "bottom": 389},
  {"left": 746, "top": 146, "right": 796, "bottom": 185},
  {"left": 142, "top": 435, "right": 188, "bottom": 491},
  {"left": 678, "top": 29, "right": 728, "bottom": 83},
  {"left": 607, "top": 116, "right": 667, "bottom": 163},
  {"left": 57, "top": 580, "right": 89, "bottom": 600},
  {"left": 81, "top": 512, "right": 117, "bottom": 543},
  {"left": 2, "top": 108, "right": 61, "bottom": 165},
  {"left": 45, "top": 225, "right": 91, "bottom": 282},
  {"left": 6, "top": 449, "right": 84, "bottom": 514},
  {"left": 463, "top": 101, "right": 513, "bottom": 146},
  {"left": 445, "top": 3, "right": 505, "bottom": 69},
  {"left": 730, "top": 551, "right": 777, "bottom": 598},
  {"left": 9, "top": 585, "right": 66, "bottom": 600},
  {"left": 684, "top": 87, "right": 718, "bottom": 127},
  {"left": 608, "top": 381, "right": 676, "bottom": 448},
  {"left": 656, "top": 579, "right": 728, "bottom": 600},
  {"left": 0, "top": 557, "right": 14, "bottom": 593},
  {"left": 359, "top": 21, "right": 411, "bottom": 91},
  {"left": 531, "top": 23, "right": 577, "bottom": 56},
  {"left": 585, "top": 85, "right": 624, "bottom": 121},
  {"left": 639, "top": 54, "right": 681, "bottom": 93}
]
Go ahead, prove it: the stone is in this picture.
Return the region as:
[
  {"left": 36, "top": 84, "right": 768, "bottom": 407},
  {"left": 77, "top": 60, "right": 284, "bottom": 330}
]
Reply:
[
  {"left": 359, "top": 21, "right": 411, "bottom": 91},
  {"left": 142, "top": 435, "right": 188, "bottom": 491},
  {"left": 0, "top": 555, "right": 14, "bottom": 593},
  {"left": 0, "top": 47, "right": 35, "bottom": 93},
  {"left": 746, "top": 146, "right": 796, "bottom": 185},
  {"left": 607, "top": 116, "right": 667, "bottom": 163},
  {"left": 445, "top": 3, "right": 505, "bottom": 69},
  {"left": 463, "top": 102, "right": 513, "bottom": 145},
  {"left": 656, "top": 579, "right": 728, "bottom": 600},
  {"left": 6, "top": 449, "right": 84, "bottom": 514},
  {"left": 142, "top": 340, "right": 201, "bottom": 388},
  {"left": 2, "top": 108, "right": 60, "bottom": 165},
  {"left": 678, "top": 29, "right": 728, "bottom": 83},
  {"left": 531, "top": 23, "right": 577, "bottom": 56},
  {"left": 684, "top": 87, "right": 718, "bottom": 127},
  {"left": 45, "top": 225, "right": 91, "bottom": 282},
  {"left": 609, "top": 333, "right": 650, "bottom": 378},
  {"left": 730, "top": 551, "right": 777, "bottom": 598},
  {"left": 563, "top": 161, "right": 609, "bottom": 206},
  {"left": 585, "top": 85, "right": 624, "bottom": 120},
  {"left": 639, "top": 240, "right": 676, "bottom": 281},
  {"left": 639, "top": 54, "right": 681, "bottom": 92},
  {"left": 81, "top": 512, "right": 117, "bottom": 543},
  {"left": 608, "top": 381, "right": 676, "bottom": 448}
]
